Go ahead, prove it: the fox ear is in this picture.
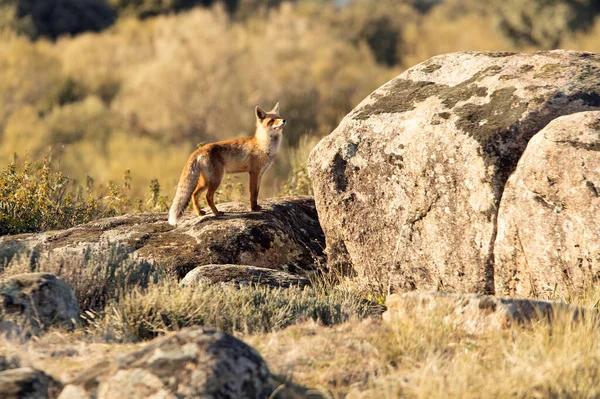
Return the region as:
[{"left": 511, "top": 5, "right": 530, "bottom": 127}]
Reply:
[
  {"left": 271, "top": 102, "right": 280, "bottom": 115},
  {"left": 255, "top": 106, "right": 267, "bottom": 121}
]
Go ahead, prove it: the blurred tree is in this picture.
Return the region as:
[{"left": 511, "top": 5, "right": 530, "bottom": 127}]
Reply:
[
  {"left": 15, "top": 0, "right": 116, "bottom": 39},
  {"left": 107, "top": 0, "right": 297, "bottom": 18},
  {"left": 411, "top": 0, "right": 443, "bottom": 13},
  {"left": 495, "top": 0, "right": 600, "bottom": 48},
  {"left": 299, "top": 0, "right": 419, "bottom": 67},
  {"left": 108, "top": 0, "right": 221, "bottom": 18}
]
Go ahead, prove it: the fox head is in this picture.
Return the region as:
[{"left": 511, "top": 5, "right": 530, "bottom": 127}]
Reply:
[{"left": 255, "top": 103, "right": 286, "bottom": 134}]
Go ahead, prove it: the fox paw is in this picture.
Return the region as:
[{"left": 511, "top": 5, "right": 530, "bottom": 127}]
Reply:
[
  {"left": 251, "top": 205, "right": 262, "bottom": 212},
  {"left": 212, "top": 211, "right": 224, "bottom": 217}
]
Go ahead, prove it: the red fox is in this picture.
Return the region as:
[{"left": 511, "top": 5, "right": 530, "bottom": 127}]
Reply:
[{"left": 168, "top": 103, "right": 285, "bottom": 226}]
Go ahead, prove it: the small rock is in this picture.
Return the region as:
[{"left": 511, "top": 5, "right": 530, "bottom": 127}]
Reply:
[
  {"left": 180, "top": 264, "right": 311, "bottom": 289},
  {"left": 0, "top": 273, "right": 80, "bottom": 335},
  {"left": 0, "top": 367, "right": 62, "bottom": 399},
  {"left": 383, "top": 291, "right": 587, "bottom": 335}
]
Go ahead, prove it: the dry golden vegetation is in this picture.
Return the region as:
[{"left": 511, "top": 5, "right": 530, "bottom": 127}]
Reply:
[{"left": 1, "top": 0, "right": 600, "bottom": 232}]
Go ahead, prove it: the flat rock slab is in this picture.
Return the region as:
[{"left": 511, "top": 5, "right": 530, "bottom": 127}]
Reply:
[
  {"left": 59, "top": 327, "right": 273, "bottom": 399},
  {"left": 0, "top": 273, "right": 79, "bottom": 335},
  {"left": 308, "top": 50, "right": 600, "bottom": 293},
  {"left": 383, "top": 291, "right": 588, "bottom": 335},
  {"left": 0, "top": 197, "right": 325, "bottom": 279},
  {"left": 495, "top": 111, "right": 600, "bottom": 298},
  {"left": 180, "top": 264, "right": 311, "bottom": 288}
]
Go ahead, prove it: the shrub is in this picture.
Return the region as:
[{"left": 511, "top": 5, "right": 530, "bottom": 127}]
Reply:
[
  {"left": 2, "top": 242, "right": 163, "bottom": 311},
  {"left": 0, "top": 157, "right": 107, "bottom": 235},
  {"left": 15, "top": 0, "right": 116, "bottom": 39},
  {"left": 495, "top": 0, "right": 600, "bottom": 49},
  {"left": 0, "top": 155, "right": 175, "bottom": 235}
]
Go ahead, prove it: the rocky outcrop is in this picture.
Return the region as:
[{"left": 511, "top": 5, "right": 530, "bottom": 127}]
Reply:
[
  {"left": 59, "top": 327, "right": 273, "bottom": 399},
  {"left": 308, "top": 50, "right": 600, "bottom": 293},
  {"left": 0, "top": 197, "right": 325, "bottom": 279},
  {"left": 0, "top": 367, "right": 62, "bottom": 399},
  {"left": 180, "top": 264, "right": 311, "bottom": 288},
  {"left": 0, "top": 273, "right": 80, "bottom": 334},
  {"left": 383, "top": 291, "right": 587, "bottom": 335},
  {"left": 495, "top": 112, "right": 600, "bottom": 297}
]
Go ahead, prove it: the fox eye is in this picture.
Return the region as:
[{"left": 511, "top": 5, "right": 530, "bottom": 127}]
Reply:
[{"left": 267, "top": 119, "right": 274, "bottom": 127}]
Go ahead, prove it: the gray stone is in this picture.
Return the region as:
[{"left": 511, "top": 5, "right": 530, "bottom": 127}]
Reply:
[
  {"left": 308, "top": 50, "right": 600, "bottom": 293},
  {"left": 180, "top": 264, "right": 311, "bottom": 288},
  {"left": 0, "top": 197, "right": 324, "bottom": 279},
  {"left": 495, "top": 111, "right": 600, "bottom": 298},
  {"left": 0, "top": 273, "right": 80, "bottom": 334},
  {"left": 60, "top": 327, "right": 274, "bottom": 399}
]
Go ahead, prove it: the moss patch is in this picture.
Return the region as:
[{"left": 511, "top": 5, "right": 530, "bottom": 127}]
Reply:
[
  {"left": 422, "top": 63, "right": 441, "bottom": 74},
  {"left": 520, "top": 65, "right": 534, "bottom": 73},
  {"left": 352, "top": 66, "right": 501, "bottom": 120},
  {"left": 454, "top": 87, "right": 528, "bottom": 146},
  {"left": 534, "top": 63, "right": 564, "bottom": 79},
  {"left": 475, "top": 52, "right": 518, "bottom": 58}
]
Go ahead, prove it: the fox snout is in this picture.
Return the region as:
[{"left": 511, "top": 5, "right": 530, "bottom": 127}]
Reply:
[{"left": 274, "top": 119, "right": 286, "bottom": 130}]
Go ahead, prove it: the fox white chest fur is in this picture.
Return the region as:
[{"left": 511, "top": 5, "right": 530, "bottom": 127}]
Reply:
[{"left": 255, "top": 128, "right": 282, "bottom": 159}]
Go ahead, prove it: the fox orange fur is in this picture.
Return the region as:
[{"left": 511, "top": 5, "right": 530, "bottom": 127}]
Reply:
[{"left": 168, "top": 103, "right": 285, "bottom": 226}]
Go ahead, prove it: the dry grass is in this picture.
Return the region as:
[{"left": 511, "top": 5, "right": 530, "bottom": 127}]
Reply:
[
  {"left": 2, "top": 289, "right": 599, "bottom": 398},
  {"left": 84, "top": 278, "right": 375, "bottom": 342},
  {"left": 249, "top": 300, "right": 600, "bottom": 399}
]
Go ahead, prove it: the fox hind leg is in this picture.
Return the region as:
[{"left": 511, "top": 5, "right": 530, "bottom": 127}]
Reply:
[
  {"left": 205, "top": 168, "right": 224, "bottom": 216},
  {"left": 192, "top": 174, "right": 207, "bottom": 216}
]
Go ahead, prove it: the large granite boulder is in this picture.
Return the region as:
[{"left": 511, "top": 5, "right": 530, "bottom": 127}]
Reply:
[
  {"left": 59, "top": 327, "right": 274, "bottom": 399},
  {"left": 495, "top": 111, "right": 600, "bottom": 297},
  {"left": 308, "top": 50, "right": 600, "bottom": 293},
  {"left": 0, "top": 197, "right": 325, "bottom": 279},
  {"left": 0, "top": 273, "right": 80, "bottom": 334}
]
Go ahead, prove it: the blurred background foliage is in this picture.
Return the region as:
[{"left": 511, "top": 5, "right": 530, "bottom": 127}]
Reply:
[{"left": 1, "top": 0, "right": 600, "bottom": 229}]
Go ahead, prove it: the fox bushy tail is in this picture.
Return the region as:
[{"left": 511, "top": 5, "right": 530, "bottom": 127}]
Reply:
[{"left": 168, "top": 154, "right": 203, "bottom": 226}]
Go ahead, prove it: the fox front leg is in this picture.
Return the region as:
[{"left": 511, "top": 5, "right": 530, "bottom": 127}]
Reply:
[{"left": 249, "top": 170, "right": 263, "bottom": 211}]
